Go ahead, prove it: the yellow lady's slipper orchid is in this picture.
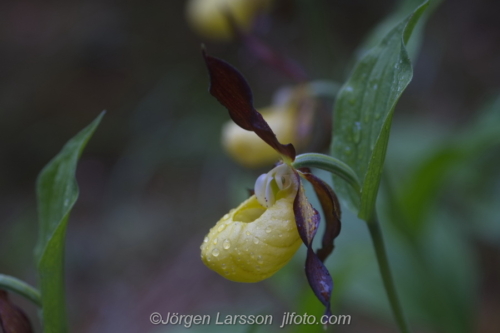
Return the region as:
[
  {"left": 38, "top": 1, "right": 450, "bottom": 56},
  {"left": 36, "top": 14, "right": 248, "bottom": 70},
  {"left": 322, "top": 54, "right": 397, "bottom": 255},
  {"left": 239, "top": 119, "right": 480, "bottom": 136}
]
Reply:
[
  {"left": 186, "top": 0, "right": 271, "bottom": 40},
  {"left": 202, "top": 51, "right": 339, "bottom": 316},
  {"left": 200, "top": 164, "right": 302, "bottom": 282},
  {"left": 221, "top": 104, "right": 296, "bottom": 168}
]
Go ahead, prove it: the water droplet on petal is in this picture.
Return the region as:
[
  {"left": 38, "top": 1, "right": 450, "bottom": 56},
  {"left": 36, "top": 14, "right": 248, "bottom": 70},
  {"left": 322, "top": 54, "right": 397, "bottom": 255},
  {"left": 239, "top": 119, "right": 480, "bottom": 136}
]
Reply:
[
  {"left": 265, "top": 227, "right": 272, "bottom": 234},
  {"left": 203, "top": 237, "right": 208, "bottom": 243},
  {"left": 213, "top": 238, "right": 218, "bottom": 245},
  {"left": 223, "top": 239, "right": 231, "bottom": 249},
  {"left": 253, "top": 238, "right": 259, "bottom": 244},
  {"left": 217, "top": 225, "right": 225, "bottom": 232},
  {"left": 222, "top": 213, "right": 230, "bottom": 220},
  {"left": 212, "top": 248, "right": 220, "bottom": 257}
]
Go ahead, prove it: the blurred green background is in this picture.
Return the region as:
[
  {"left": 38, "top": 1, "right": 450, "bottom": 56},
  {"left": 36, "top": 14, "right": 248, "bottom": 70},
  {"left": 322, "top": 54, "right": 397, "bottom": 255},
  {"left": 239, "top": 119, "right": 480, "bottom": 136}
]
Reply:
[{"left": 0, "top": 0, "right": 499, "bottom": 332}]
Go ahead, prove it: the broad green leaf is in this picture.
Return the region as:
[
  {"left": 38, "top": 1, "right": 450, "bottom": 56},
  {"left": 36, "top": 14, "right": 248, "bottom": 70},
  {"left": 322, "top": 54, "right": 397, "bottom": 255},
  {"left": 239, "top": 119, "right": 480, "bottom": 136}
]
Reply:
[
  {"left": 35, "top": 112, "right": 104, "bottom": 333},
  {"left": 331, "top": 2, "right": 429, "bottom": 220}
]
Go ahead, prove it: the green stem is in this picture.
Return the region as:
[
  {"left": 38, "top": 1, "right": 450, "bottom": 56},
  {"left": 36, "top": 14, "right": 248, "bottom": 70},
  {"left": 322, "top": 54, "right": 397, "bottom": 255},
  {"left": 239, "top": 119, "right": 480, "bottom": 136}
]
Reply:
[
  {"left": 367, "top": 213, "right": 411, "bottom": 333},
  {"left": 0, "top": 274, "right": 42, "bottom": 307},
  {"left": 293, "top": 153, "right": 411, "bottom": 333},
  {"left": 292, "top": 153, "right": 361, "bottom": 194}
]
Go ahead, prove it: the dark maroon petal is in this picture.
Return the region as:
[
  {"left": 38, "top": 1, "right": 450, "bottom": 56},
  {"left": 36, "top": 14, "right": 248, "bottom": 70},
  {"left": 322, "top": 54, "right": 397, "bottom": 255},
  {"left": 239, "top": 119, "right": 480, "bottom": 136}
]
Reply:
[
  {"left": 305, "top": 247, "right": 333, "bottom": 315},
  {"left": 0, "top": 290, "right": 33, "bottom": 333},
  {"left": 292, "top": 170, "right": 332, "bottom": 316},
  {"left": 202, "top": 51, "right": 296, "bottom": 161},
  {"left": 293, "top": 172, "right": 319, "bottom": 246},
  {"left": 301, "top": 172, "right": 342, "bottom": 262}
]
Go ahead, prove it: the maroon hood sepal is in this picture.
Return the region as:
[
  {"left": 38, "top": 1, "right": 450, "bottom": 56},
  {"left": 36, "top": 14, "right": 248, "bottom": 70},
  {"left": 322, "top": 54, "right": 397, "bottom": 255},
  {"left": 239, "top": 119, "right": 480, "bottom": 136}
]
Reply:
[{"left": 202, "top": 50, "right": 296, "bottom": 162}]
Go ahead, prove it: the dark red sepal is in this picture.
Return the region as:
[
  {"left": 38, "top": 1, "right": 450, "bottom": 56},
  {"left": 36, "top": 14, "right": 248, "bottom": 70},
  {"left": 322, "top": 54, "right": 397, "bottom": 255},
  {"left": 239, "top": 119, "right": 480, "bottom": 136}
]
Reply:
[
  {"left": 301, "top": 171, "right": 342, "bottom": 262},
  {"left": 292, "top": 171, "right": 333, "bottom": 316},
  {"left": 305, "top": 247, "right": 333, "bottom": 315},
  {"left": 202, "top": 50, "right": 296, "bottom": 162},
  {"left": 0, "top": 290, "right": 33, "bottom": 333},
  {"left": 293, "top": 177, "right": 320, "bottom": 246}
]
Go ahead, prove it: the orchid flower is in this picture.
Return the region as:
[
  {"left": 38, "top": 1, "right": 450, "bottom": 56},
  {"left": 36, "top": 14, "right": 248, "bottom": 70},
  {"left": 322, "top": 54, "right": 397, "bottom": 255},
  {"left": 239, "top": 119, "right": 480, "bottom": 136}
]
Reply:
[{"left": 200, "top": 51, "right": 342, "bottom": 316}]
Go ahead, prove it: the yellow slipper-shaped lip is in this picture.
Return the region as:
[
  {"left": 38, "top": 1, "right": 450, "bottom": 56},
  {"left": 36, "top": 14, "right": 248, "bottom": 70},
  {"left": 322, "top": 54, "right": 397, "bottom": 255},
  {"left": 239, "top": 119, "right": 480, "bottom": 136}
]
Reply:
[{"left": 200, "top": 194, "right": 302, "bottom": 283}]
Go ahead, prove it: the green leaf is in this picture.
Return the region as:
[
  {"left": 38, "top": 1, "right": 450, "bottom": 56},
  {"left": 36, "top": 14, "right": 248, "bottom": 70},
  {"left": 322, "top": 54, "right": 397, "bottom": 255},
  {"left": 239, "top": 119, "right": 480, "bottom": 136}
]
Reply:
[
  {"left": 35, "top": 112, "right": 104, "bottom": 333},
  {"left": 399, "top": 95, "right": 500, "bottom": 233},
  {"left": 356, "top": 0, "right": 442, "bottom": 61},
  {"left": 330, "top": 2, "right": 429, "bottom": 220}
]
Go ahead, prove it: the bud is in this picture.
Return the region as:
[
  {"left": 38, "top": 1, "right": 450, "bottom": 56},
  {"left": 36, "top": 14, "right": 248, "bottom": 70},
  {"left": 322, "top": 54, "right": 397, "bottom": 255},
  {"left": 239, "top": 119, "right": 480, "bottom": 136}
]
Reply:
[
  {"left": 201, "top": 164, "right": 301, "bottom": 282},
  {"left": 222, "top": 104, "right": 297, "bottom": 168},
  {"left": 186, "top": 0, "right": 271, "bottom": 40}
]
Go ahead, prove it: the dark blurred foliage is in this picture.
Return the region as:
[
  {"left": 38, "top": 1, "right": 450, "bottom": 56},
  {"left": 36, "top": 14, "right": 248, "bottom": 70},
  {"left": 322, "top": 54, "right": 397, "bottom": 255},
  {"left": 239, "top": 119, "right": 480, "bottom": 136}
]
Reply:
[{"left": 0, "top": 0, "right": 499, "bottom": 332}]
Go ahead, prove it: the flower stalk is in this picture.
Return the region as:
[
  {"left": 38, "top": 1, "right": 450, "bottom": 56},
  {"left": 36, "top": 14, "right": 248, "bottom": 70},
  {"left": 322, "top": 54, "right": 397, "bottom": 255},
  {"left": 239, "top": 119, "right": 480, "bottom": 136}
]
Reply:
[
  {"left": 368, "top": 213, "right": 411, "bottom": 333},
  {"left": 0, "top": 275, "right": 41, "bottom": 307},
  {"left": 294, "top": 154, "right": 411, "bottom": 333},
  {"left": 292, "top": 153, "right": 361, "bottom": 194}
]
